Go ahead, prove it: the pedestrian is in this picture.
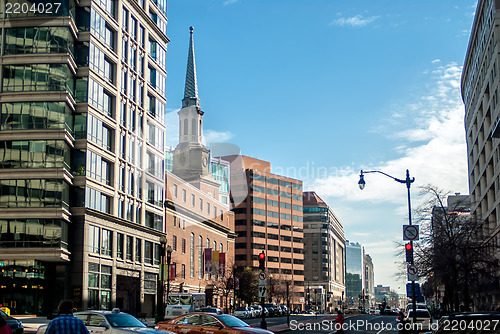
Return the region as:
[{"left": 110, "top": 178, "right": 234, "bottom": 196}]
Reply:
[
  {"left": 334, "top": 309, "right": 344, "bottom": 334},
  {"left": 45, "top": 301, "right": 89, "bottom": 334},
  {"left": 0, "top": 316, "right": 13, "bottom": 334}
]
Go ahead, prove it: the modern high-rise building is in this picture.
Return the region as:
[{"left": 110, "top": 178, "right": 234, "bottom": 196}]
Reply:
[
  {"left": 302, "top": 191, "right": 345, "bottom": 313},
  {"left": 0, "top": 0, "right": 168, "bottom": 316},
  {"left": 462, "top": 0, "right": 500, "bottom": 310},
  {"left": 221, "top": 155, "right": 305, "bottom": 310},
  {"left": 364, "top": 253, "right": 374, "bottom": 307},
  {"left": 345, "top": 241, "right": 364, "bottom": 308}
]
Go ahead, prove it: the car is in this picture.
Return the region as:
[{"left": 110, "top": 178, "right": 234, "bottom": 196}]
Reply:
[
  {"left": 280, "top": 305, "right": 290, "bottom": 316},
  {"left": 405, "top": 309, "right": 432, "bottom": 333},
  {"left": 199, "top": 307, "right": 223, "bottom": 315},
  {"left": 155, "top": 312, "right": 274, "bottom": 334},
  {"left": 36, "top": 309, "right": 175, "bottom": 334},
  {"left": 233, "top": 307, "right": 250, "bottom": 319},
  {"left": 1, "top": 311, "right": 23, "bottom": 334},
  {"left": 250, "top": 306, "right": 261, "bottom": 317},
  {"left": 263, "top": 303, "right": 278, "bottom": 317},
  {"left": 429, "top": 312, "right": 500, "bottom": 334}
]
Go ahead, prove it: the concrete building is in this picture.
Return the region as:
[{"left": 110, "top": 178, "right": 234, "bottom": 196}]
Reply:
[
  {"left": 164, "top": 27, "right": 235, "bottom": 310},
  {"left": 345, "top": 241, "right": 364, "bottom": 308},
  {"left": 221, "top": 155, "right": 305, "bottom": 310},
  {"left": 0, "top": 0, "right": 167, "bottom": 315},
  {"left": 303, "top": 191, "right": 346, "bottom": 313},
  {"left": 461, "top": 0, "right": 500, "bottom": 309},
  {"left": 364, "top": 253, "right": 375, "bottom": 307}
]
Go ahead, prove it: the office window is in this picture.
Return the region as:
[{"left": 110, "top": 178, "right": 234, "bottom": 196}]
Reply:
[
  {"left": 89, "top": 225, "right": 100, "bottom": 254},
  {"left": 135, "top": 238, "right": 141, "bottom": 262},
  {"left": 191, "top": 194, "right": 195, "bottom": 207},
  {"left": 173, "top": 235, "right": 177, "bottom": 251},
  {"left": 117, "top": 233, "right": 124, "bottom": 259},
  {"left": 181, "top": 264, "right": 186, "bottom": 279},
  {"left": 190, "top": 233, "right": 195, "bottom": 277},
  {"left": 144, "top": 241, "right": 153, "bottom": 264},
  {"left": 102, "top": 229, "right": 112, "bottom": 256},
  {"left": 182, "top": 238, "right": 186, "bottom": 254},
  {"left": 182, "top": 189, "right": 186, "bottom": 202},
  {"left": 126, "top": 236, "right": 133, "bottom": 260}
]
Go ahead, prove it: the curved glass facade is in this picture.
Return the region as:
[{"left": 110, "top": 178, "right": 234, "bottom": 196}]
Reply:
[
  {"left": 0, "top": 140, "right": 71, "bottom": 170},
  {"left": 2, "top": 64, "right": 75, "bottom": 95},
  {"left": 0, "top": 179, "right": 69, "bottom": 209},
  {"left": 0, "top": 102, "right": 74, "bottom": 132},
  {"left": 4, "top": 27, "right": 74, "bottom": 55},
  {"left": 0, "top": 218, "right": 68, "bottom": 249}
]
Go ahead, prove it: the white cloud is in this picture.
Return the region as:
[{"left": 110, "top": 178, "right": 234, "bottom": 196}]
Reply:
[
  {"left": 223, "top": 0, "right": 238, "bottom": 5},
  {"left": 304, "top": 62, "right": 469, "bottom": 291},
  {"left": 203, "top": 129, "right": 235, "bottom": 144},
  {"left": 331, "top": 15, "right": 380, "bottom": 27},
  {"left": 432, "top": 59, "right": 440, "bottom": 63}
]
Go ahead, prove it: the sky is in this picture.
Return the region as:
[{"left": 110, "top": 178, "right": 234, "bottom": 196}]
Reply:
[{"left": 163, "top": 0, "right": 477, "bottom": 293}]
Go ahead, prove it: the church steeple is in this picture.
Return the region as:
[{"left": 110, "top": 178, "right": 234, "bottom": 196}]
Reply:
[{"left": 182, "top": 26, "right": 200, "bottom": 108}]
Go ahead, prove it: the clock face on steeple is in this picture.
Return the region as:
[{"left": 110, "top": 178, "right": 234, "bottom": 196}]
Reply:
[{"left": 202, "top": 156, "right": 208, "bottom": 167}]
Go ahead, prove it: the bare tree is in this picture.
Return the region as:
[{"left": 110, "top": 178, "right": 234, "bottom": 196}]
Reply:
[{"left": 413, "top": 185, "right": 499, "bottom": 312}]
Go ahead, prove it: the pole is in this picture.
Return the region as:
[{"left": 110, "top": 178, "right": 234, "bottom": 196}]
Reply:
[
  {"left": 286, "top": 282, "right": 290, "bottom": 327},
  {"left": 260, "top": 296, "right": 267, "bottom": 329},
  {"left": 405, "top": 170, "right": 417, "bottom": 333},
  {"left": 156, "top": 242, "right": 166, "bottom": 322},
  {"left": 166, "top": 248, "right": 172, "bottom": 317}
]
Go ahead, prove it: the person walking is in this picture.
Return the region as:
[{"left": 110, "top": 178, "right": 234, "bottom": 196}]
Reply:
[
  {"left": 334, "top": 309, "right": 344, "bottom": 334},
  {"left": 45, "top": 301, "right": 89, "bottom": 334},
  {"left": 0, "top": 316, "right": 13, "bottom": 334}
]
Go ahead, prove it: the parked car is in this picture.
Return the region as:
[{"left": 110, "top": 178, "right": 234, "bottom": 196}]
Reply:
[
  {"left": 263, "top": 303, "right": 278, "bottom": 317},
  {"left": 155, "top": 312, "right": 274, "bottom": 334},
  {"left": 428, "top": 312, "right": 500, "bottom": 334},
  {"left": 199, "top": 307, "right": 223, "bottom": 315},
  {"left": 1, "top": 311, "right": 23, "bottom": 334},
  {"left": 280, "top": 305, "right": 290, "bottom": 316},
  {"left": 37, "top": 309, "right": 175, "bottom": 334},
  {"left": 405, "top": 309, "right": 432, "bottom": 333},
  {"left": 233, "top": 307, "right": 250, "bottom": 319},
  {"left": 250, "top": 306, "right": 261, "bottom": 317}
]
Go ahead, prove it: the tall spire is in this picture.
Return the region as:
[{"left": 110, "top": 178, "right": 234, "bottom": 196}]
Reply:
[{"left": 182, "top": 26, "right": 199, "bottom": 108}]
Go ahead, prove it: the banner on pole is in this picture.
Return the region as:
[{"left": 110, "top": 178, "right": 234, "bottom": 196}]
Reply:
[{"left": 204, "top": 248, "right": 212, "bottom": 274}]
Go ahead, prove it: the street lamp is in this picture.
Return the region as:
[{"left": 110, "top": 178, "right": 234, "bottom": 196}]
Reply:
[
  {"left": 358, "top": 169, "right": 418, "bottom": 330},
  {"left": 166, "top": 245, "right": 173, "bottom": 308},
  {"left": 157, "top": 236, "right": 167, "bottom": 322}
]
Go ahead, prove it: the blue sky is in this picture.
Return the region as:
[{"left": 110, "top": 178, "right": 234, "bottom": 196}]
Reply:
[{"left": 164, "top": 1, "right": 477, "bottom": 292}]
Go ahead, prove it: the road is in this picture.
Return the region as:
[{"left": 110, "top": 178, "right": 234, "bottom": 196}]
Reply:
[{"left": 247, "top": 314, "right": 400, "bottom": 333}]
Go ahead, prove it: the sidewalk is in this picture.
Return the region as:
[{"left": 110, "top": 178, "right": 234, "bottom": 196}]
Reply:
[{"left": 267, "top": 314, "right": 358, "bottom": 333}]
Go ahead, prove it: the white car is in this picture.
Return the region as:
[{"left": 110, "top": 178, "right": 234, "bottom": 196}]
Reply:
[
  {"left": 234, "top": 307, "right": 250, "bottom": 319},
  {"left": 37, "top": 309, "right": 174, "bottom": 334},
  {"left": 405, "top": 309, "right": 432, "bottom": 332}
]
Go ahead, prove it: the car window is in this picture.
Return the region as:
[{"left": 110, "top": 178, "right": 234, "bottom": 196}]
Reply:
[
  {"left": 218, "top": 315, "right": 249, "bottom": 328},
  {"left": 105, "top": 313, "right": 146, "bottom": 328},
  {"left": 200, "top": 315, "right": 221, "bottom": 327},
  {"left": 88, "top": 315, "right": 106, "bottom": 326},
  {"left": 175, "top": 314, "right": 200, "bottom": 326},
  {"left": 74, "top": 314, "right": 88, "bottom": 324}
]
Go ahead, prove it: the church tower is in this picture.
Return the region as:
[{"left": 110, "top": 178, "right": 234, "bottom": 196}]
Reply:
[{"left": 172, "top": 27, "right": 219, "bottom": 195}]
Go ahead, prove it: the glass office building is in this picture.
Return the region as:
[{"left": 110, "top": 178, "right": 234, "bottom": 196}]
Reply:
[{"left": 0, "top": 0, "right": 167, "bottom": 316}]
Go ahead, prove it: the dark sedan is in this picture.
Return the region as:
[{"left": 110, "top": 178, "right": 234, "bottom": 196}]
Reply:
[{"left": 1, "top": 311, "right": 23, "bottom": 334}]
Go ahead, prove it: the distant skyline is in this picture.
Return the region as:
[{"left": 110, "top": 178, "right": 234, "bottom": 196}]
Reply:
[{"left": 164, "top": 0, "right": 477, "bottom": 292}]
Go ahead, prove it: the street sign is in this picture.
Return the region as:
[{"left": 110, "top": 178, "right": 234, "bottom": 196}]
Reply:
[
  {"left": 258, "top": 285, "right": 267, "bottom": 298},
  {"left": 407, "top": 264, "right": 418, "bottom": 281},
  {"left": 403, "top": 225, "right": 419, "bottom": 241},
  {"left": 406, "top": 283, "right": 421, "bottom": 298},
  {"left": 258, "top": 271, "right": 267, "bottom": 287}
]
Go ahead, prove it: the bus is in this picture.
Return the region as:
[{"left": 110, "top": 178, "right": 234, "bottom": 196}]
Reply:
[{"left": 165, "top": 293, "right": 205, "bottom": 319}]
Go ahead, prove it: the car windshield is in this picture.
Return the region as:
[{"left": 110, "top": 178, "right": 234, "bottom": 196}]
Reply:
[
  {"left": 218, "top": 315, "right": 249, "bottom": 327},
  {"left": 235, "top": 307, "right": 247, "bottom": 311},
  {"left": 408, "top": 310, "right": 431, "bottom": 318},
  {"left": 105, "top": 313, "right": 146, "bottom": 328}
]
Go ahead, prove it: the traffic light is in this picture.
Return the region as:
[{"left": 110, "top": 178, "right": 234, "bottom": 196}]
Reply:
[
  {"left": 405, "top": 243, "right": 413, "bottom": 263},
  {"left": 259, "top": 251, "right": 265, "bottom": 271}
]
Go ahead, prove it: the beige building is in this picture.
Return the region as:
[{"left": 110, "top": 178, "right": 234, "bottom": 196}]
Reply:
[
  {"left": 303, "top": 191, "right": 346, "bottom": 313},
  {"left": 364, "top": 253, "right": 374, "bottom": 307},
  {"left": 164, "top": 27, "right": 235, "bottom": 310},
  {"left": 222, "top": 155, "right": 305, "bottom": 310},
  {"left": 461, "top": 0, "right": 500, "bottom": 309}
]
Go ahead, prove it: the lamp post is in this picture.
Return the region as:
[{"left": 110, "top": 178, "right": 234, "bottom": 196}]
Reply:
[
  {"left": 166, "top": 245, "right": 173, "bottom": 310},
  {"left": 358, "top": 169, "right": 417, "bottom": 330},
  {"left": 157, "top": 236, "right": 167, "bottom": 322}
]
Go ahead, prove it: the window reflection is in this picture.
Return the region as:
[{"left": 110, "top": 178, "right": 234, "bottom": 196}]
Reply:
[
  {"left": 0, "top": 179, "right": 69, "bottom": 209},
  {"left": 0, "top": 140, "right": 71, "bottom": 170},
  {"left": 0, "top": 102, "right": 73, "bottom": 132},
  {"left": 2, "top": 64, "right": 75, "bottom": 95},
  {"left": 0, "top": 218, "right": 68, "bottom": 249},
  {"left": 4, "top": 27, "right": 74, "bottom": 56}
]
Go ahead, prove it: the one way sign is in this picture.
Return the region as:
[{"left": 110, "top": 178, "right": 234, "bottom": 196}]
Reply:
[{"left": 258, "top": 286, "right": 267, "bottom": 298}]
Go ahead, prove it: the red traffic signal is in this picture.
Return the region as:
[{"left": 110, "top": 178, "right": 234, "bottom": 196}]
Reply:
[
  {"left": 405, "top": 243, "right": 413, "bottom": 263},
  {"left": 259, "top": 251, "right": 265, "bottom": 270}
]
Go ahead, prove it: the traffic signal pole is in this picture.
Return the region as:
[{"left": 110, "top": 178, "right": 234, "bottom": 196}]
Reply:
[{"left": 259, "top": 251, "right": 267, "bottom": 329}]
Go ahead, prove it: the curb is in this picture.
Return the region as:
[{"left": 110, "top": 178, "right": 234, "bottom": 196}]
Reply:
[{"left": 266, "top": 314, "right": 360, "bottom": 333}]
